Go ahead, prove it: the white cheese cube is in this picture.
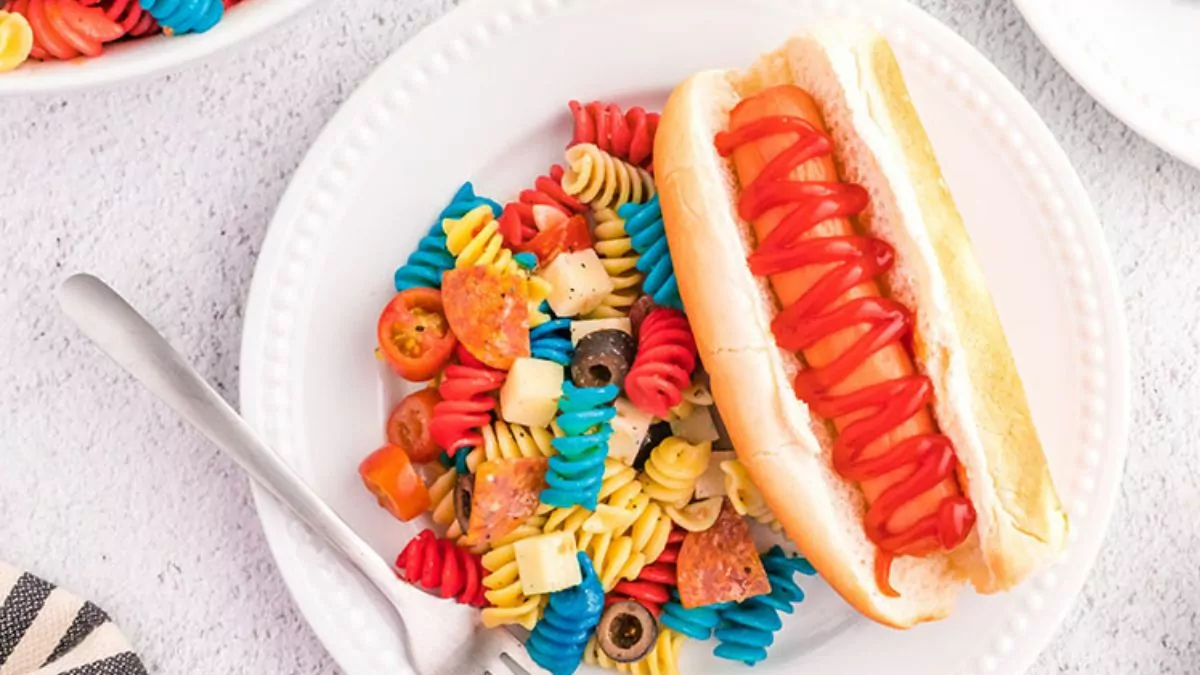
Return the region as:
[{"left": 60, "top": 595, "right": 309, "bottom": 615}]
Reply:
[
  {"left": 694, "top": 450, "right": 737, "bottom": 499},
  {"left": 671, "top": 404, "right": 720, "bottom": 445},
  {"left": 607, "top": 398, "right": 654, "bottom": 465},
  {"left": 571, "top": 318, "right": 633, "bottom": 345},
  {"left": 500, "top": 357, "right": 564, "bottom": 428},
  {"left": 542, "top": 249, "right": 614, "bottom": 317},
  {"left": 514, "top": 532, "right": 581, "bottom": 595}
]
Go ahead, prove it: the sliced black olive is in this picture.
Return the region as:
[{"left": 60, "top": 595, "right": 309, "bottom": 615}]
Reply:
[
  {"left": 571, "top": 329, "right": 636, "bottom": 389},
  {"left": 628, "top": 295, "right": 657, "bottom": 340},
  {"left": 633, "top": 421, "right": 672, "bottom": 472},
  {"left": 454, "top": 473, "right": 474, "bottom": 533},
  {"left": 596, "top": 600, "right": 658, "bottom": 663}
]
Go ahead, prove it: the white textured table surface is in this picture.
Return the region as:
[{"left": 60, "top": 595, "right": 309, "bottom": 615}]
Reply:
[{"left": 1, "top": 0, "right": 1196, "bottom": 673}]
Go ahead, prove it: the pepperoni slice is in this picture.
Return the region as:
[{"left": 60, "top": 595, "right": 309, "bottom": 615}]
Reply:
[
  {"left": 467, "top": 458, "right": 548, "bottom": 546},
  {"left": 441, "top": 266, "right": 531, "bottom": 370},
  {"left": 676, "top": 500, "right": 770, "bottom": 608}
]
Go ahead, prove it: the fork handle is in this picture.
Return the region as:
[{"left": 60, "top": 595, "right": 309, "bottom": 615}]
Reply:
[{"left": 56, "top": 274, "right": 411, "bottom": 629}]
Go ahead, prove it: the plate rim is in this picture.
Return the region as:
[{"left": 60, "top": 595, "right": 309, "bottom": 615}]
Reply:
[
  {"left": 239, "top": 1, "right": 1131, "bottom": 673},
  {"left": 1013, "top": 0, "right": 1200, "bottom": 169},
  {"left": 0, "top": 0, "right": 320, "bottom": 96}
]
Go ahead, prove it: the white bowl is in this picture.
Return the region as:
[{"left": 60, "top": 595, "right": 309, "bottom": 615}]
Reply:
[{"left": 0, "top": 0, "right": 317, "bottom": 95}]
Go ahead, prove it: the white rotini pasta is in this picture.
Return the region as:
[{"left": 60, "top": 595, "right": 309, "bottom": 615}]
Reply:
[
  {"left": 442, "top": 204, "right": 552, "bottom": 325},
  {"left": 641, "top": 437, "right": 712, "bottom": 509},
  {"left": 588, "top": 208, "right": 643, "bottom": 318},
  {"left": 562, "top": 143, "right": 655, "bottom": 211},
  {"left": 721, "top": 459, "right": 782, "bottom": 531},
  {"left": 480, "top": 514, "right": 548, "bottom": 630},
  {"left": 585, "top": 627, "right": 686, "bottom": 675}
]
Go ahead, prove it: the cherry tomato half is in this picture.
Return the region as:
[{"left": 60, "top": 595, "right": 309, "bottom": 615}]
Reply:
[
  {"left": 387, "top": 387, "right": 442, "bottom": 464},
  {"left": 517, "top": 214, "right": 593, "bottom": 267},
  {"left": 359, "top": 444, "right": 431, "bottom": 521},
  {"left": 377, "top": 288, "right": 457, "bottom": 381}
]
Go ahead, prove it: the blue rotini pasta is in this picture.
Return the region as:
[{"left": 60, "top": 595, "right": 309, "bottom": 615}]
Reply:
[
  {"left": 526, "top": 552, "right": 605, "bottom": 675},
  {"left": 394, "top": 182, "right": 502, "bottom": 291},
  {"left": 530, "top": 317, "right": 573, "bottom": 366},
  {"left": 660, "top": 589, "right": 731, "bottom": 640},
  {"left": 142, "top": 0, "right": 224, "bottom": 35},
  {"left": 619, "top": 196, "right": 683, "bottom": 311},
  {"left": 712, "top": 546, "right": 817, "bottom": 666},
  {"left": 541, "top": 382, "right": 619, "bottom": 510}
]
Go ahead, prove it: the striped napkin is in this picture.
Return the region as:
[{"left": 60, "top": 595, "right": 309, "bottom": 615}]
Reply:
[{"left": 0, "top": 563, "right": 145, "bottom": 675}]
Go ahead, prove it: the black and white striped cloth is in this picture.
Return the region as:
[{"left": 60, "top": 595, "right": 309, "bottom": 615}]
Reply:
[{"left": 0, "top": 563, "right": 145, "bottom": 675}]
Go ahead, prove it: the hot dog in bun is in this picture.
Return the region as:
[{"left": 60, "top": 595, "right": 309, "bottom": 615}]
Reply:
[{"left": 654, "top": 21, "right": 1069, "bottom": 628}]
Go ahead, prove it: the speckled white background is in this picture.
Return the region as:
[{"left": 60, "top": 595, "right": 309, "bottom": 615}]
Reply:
[{"left": 0, "top": 0, "right": 1196, "bottom": 673}]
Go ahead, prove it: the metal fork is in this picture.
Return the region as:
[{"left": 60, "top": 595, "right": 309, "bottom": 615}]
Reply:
[{"left": 57, "top": 273, "right": 538, "bottom": 675}]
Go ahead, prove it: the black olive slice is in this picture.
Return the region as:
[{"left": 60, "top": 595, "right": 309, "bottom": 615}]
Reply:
[
  {"left": 634, "top": 421, "right": 672, "bottom": 472},
  {"left": 571, "top": 329, "right": 636, "bottom": 389},
  {"left": 454, "top": 473, "right": 474, "bottom": 533},
  {"left": 596, "top": 600, "right": 658, "bottom": 663},
  {"left": 628, "top": 295, "right": 657, "bottom": 340}
]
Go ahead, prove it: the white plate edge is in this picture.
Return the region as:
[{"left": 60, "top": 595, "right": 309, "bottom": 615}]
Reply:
[{"left": 1013, "top": 0, "right": 1200, "bottom": 170}]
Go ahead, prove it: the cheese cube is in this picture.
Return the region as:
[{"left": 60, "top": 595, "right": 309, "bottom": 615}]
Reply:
[
  {"left": 671, "top": 404, "right": 720, "bottom": 445},
  {"left": 500, "top": 357, "right": 564, "bottom": 428},
  {"left": 694, "top": 450, "right": 737, "bottom": 499},
  {"left": 541, "top": 249, "right": 614, "bottom": 317},
  {"left": 514, "top": 531, "right": 581, "bottom": 595},
  {"left": 607, "top": 398, "right": 654, "bottom": 465},
  {"left": 571, "top": 318, "right": 633, "bottom": 345}
]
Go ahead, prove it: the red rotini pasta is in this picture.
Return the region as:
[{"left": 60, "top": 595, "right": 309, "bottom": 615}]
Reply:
[
  {"left": 0, "top": 0, "right": 245, "bottom": 69},
  {"left": 497, "top": 164, "right": 587, "bottom": 247},
  {"left": 429, "top": 345, "right": 506, "bottom": 455},
  {"left": 96, "top": 0, "right": 158, "bottom": 39},
  {"left": 395, "top": 529, "right": 488, "bottom": 607},
  {"left": 607, "top": 527, "right": 683, "bottom": 618},
  {"left": 9, "top": 0, "right": 125, "bottom": 61},
  {"left": 568, "top": 100, "right": 660, "bottom": 169},
  {"left": 624, "top": 307, "right": 698, "bottom": 418}
]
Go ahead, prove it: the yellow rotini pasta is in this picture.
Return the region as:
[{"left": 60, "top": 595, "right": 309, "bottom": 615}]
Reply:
[
  {"left": 641, "top": 437, "right": 712, "bottom": 509},
  {"left": 562, "top": 143, "right": 656, "bottom": 211},
  {"left": 0, "top": 11, "right": 33, "bottom": 74},
  {"left": 425, "top": 464, "right": 482, "bottom": 546},
  {"left": 427, "top": 467, "right": 460, "bottom": 532},
  {"left": 442, "top": 204, "right": 552, "bottom": 325},
  {"left": 542, "top": 459, "right": 673, "bottom": 589},
  {"left": 585, "top": 627, "right": 686, "bottom": 675},
  {"left": 663, "top": 496, "right": 723, "bottom": 533},
  {"left": 585, "top": 530, "right": 647, "bottom": 592},
  {"left": 588, "top": 208, "right": 643, "bottom": 318},
  {"left": 480, "top": 514, "right": 548, "bottom": 630},
  {"left": 466, "top": 419, "right": 557, "bottom": 467},
  {"left": 595, "top": 461, "right": 673, "bottom": 564},
  {"left": 721, "top": 459, "right": 782, "bottom": 531},
  {"left": 668, "top": 377, "right": 714, "bottom": 421}
]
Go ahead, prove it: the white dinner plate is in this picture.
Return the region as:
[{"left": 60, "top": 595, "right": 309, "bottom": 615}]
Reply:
[
  {"left": 0, "top": 0, "right": 318, "bottom": 95},
  {"left": 1015, "top": 0, "right": 1200, "bottom": 169},
  {"left": 239, "top": 1, "right": 1129, "bottom": 673}
]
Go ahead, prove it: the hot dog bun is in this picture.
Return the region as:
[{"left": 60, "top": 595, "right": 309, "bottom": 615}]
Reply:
[{"left": 654, "top": 21, "right": 1069, "bottom": 628}]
